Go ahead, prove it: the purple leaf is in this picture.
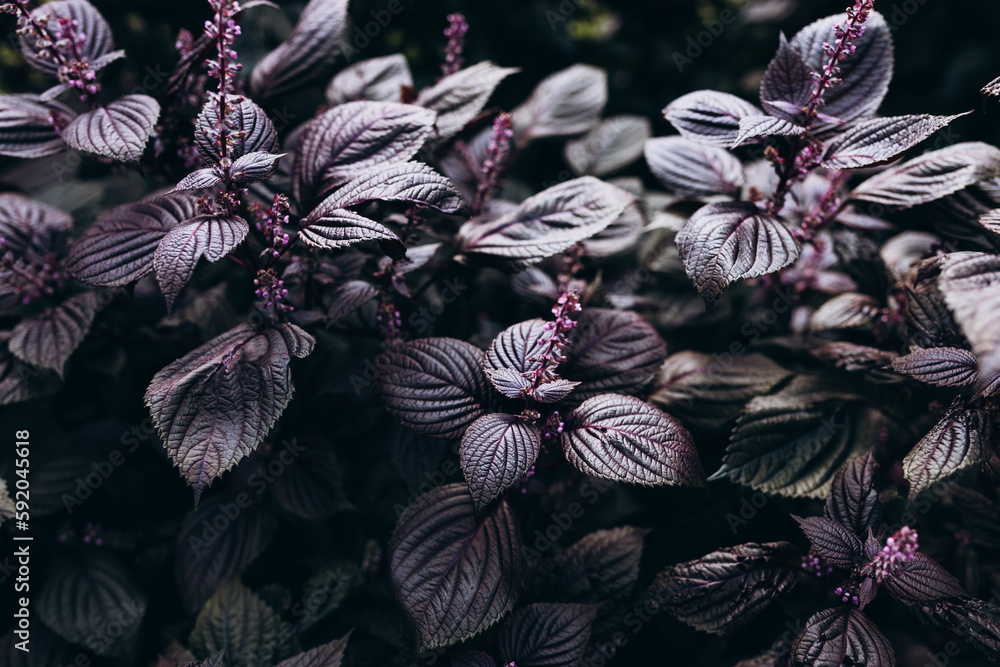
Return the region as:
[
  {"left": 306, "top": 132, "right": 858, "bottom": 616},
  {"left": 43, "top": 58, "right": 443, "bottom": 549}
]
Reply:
[
  {"left": 486, "top": 368, "right": 532, "bottom": 400},
  {"left": 195, "top": 95, "right": 278, "bottom": 166},
  {"left": 676, "top": 201, "right": 800, "bottom": 307},
  {"left": 144, "top": 323, "right": 315, "bottom": 502},
  {"left": 231, "top": 151, "right": 284, "bottom": 185},
  {"left": 458, "top": 177, "right": 634, "bottom": 263},
  {"left": 821, "top": 114, "right": 969, "bottom": 169},
  {"left": 37, "top": 551, "right": 146, "bottom": 658},
  {"left": 890, "top": 347, "right": 978, "bottom": 387},
  {"left": 759, "top": 33, "right": 814, "bottom": 123},
  {"left": 536, "top": 526, "right": 649, "bottom": 604},
  {"left": 789, "top": 11, "right": 894, "bottom": 129},
  {"left": 498, "top": 603, "right": 600, "bottom": 667},
  {"left": 711, "top": 376, "right": 876, "bottom": 498},
  {"left": 66, "top": 191, "right": 197, "bottom": 287},
  {"left": 644, "top": 136, "right": 744, "bottom": 197},
  {"left": 565, "top": 115, "right": 651, "bottom": 177},
  {"left": 274, "top": 633, "right": 351, "bottom": 667},
  {"left": 299, "top": 209, "right": 402, "bottom": 255},
  {"left": 882, "top": 553, "right": 966, "bottom": 603},
  {"left": 9, "top": 292, "right": 98, "bottom": 378},
  {"left": 417, "top": 61, "right": 519, "bottom": 143},
  {"left": 808, "top": 292, "right": 881, "bottom": 331},
  {"left": 154, "top": 214, "right": 249, "bottom": 311},
  {"left": 188, "top": 580, "right": 281, "bottom": 664},
  {"left": 374, "top": 338, "right": 494, "bottom": 439},
  {"left": 175, "top": 493, "right": 277, "bottom": 612},
  {"left": 173, "top": 168, "right": 224, "bottom": 192},
  {"left": 511, "top": 64, "right": 607, "bottom": 143},
  {"left": 792, "top": 607, "right": 894, "bottom": 667},
  {"left": 0, "top": 337, "right": 59, "bottom": 406},
  {"left": 388, "top": 483, "right": 522, "bottom": 652},
  {"left": 249, "top": 0, "right": 349, "bottom": 99},
  {"left": 582, "top": 200, "right": 644, "bottom": 258},
  {"left": 664, "top": 90, "right": 763, "bottom": 147},
  {"left": 646, "top": 542, "right": 799, "bottom": 634},
  {"left": 561, "top": 394, "right": 705, "bottom": 486},
  {"left": 903, "top": 398, "right": 989, "bottom": 502},
  {"left": 907, "top": 598, "right": 1000, "bottom": 659},
  {"left": 733, "top": 115, "right": 805, "bottom": 148},
  {"left": 309, "top": 161, "right": 466, "bottom": 214},
  {"left": 293, "top": 102, "right": 437, "bottom": 210},
  {"left": 326, "top": 54, "right": 413, "bottom": 105},
  {"left": 0, "top": 94, "right": 72, "bottom": 158},
  {"left": 62, "top": 94, "right": 160, "bottom": 164},
  {"left": 326, "top": 280, "right": 378, "bottom": 324},
  {"left": 0, "top": 192, "right": 72, "bottom": 255},
  {"left": 460, "top": 413, "right": 542, "bottom": 513},
  {"left": 562, "top": 309, "right": 667, "bottom": 401},
  {"left": 938, "top": 252, "right": 1000, "bottom": 382},
  {"left": 825, "top": 452, "right": 882, "bottom": 538},
  {"left": 533, "top": 380, "right": 580, "bottom": 403},
  {"left": 793, "top": 516, "right": 862, "bottom": 568},
  {"left": 485, "top": 318, "right": 547, "bottom": 379},
  {"left": 272, "top": 437, "right": 346, "bottom": 519},
  {"left": 19, "top": 0, "right": 114, "bottom": 76},
  {"left": 649, "top": 351, "right": 792, "bottom": 432},
  {"left": 850, "top": 142, "right": 1000, "bottom": 209}
]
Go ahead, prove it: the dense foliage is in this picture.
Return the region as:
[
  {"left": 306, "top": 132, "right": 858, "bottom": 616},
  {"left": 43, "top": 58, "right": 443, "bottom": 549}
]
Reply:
[{"left": 1, "top": 0, "right": 1000, "bottom": 665}]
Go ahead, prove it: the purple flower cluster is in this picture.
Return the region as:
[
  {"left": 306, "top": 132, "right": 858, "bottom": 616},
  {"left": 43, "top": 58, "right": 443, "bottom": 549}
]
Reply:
[
  {"left": 441, "top": 13, "right": 468, "bottom": 78},
  {"left": 807, "top": 0, "right": 874, "bottom": 121},
  {"left": 865, "top": 525, "right": 918, "bottom": 582},
  {"left": 801, "top": 553, "right": 834, "bottom": 577},
  {"left": 252, "top": 194, "right": 291, "bottom": 260},
  {"left": 524, "top": 291, "right": 581, "bottom": 393},
  {"left": 204, "top": 0, "right": 242, "bottom": 95},
  {"left": 254, "top": 268, "right": 291, "bottom": 315},
  {"left": 0, "top": 237, "right": 64, "bottom": 305},
  {"left": 475, "top": 112, "right": 514, "bottom": 212}
]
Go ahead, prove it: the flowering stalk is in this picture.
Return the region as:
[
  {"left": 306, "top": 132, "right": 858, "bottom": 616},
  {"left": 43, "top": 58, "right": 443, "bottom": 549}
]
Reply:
[
  {"left": 863, "top": 525, "right": 918, "bottom": 582},
  {"left": 473, "top": 112, "right": 514, "bottom": 214},
  {"left": 441, "top": 13, "right": 468, "bottom": 78},
  {"left": 253, "top": 268, "right": 291, "bottom": 318},
  {"left": 518, "top": 290, "right": 581, "bottom": 421},
  {"left": 251, "top": 194, "right": 291, "bottom": 262},
  {"left": 202, "top": 0, "right": 243, "bottom": 171}
]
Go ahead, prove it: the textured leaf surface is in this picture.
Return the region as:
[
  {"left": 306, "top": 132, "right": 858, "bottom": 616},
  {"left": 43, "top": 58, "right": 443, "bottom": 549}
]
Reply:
[
  {"left": 793, "top": 516, "right": 862, "bottom": 568},
  {"left": 792, "top": 607, "right": 894, "bottom": 667},
  {"left": 511, "top": 64, "right": 606, "bottom": 142},
  {"left": 389, "top": 483, "right": 522, "bottom": 652},
  {"left": 850, "top": 142, "right": 1000, "bottom": 209},
  {"left": 733, "top": 114, "right": 805, "bottom": 147},
  {"left": 537, "top": 527, "right": 648, "bottom": 604},
  {"left": 458, "top": 177, "right": 634, "bottom": 263},
  {"left": 485, "top": 319, "right": 547, "bottom": 382},
  {"left": 145, "top": 323, "right": 315, "bottom": 501},
  {"left": 417, "top": 61, "right": 518, "bottom": 143},
  {"left": 195, "top": 95, "right": 278, "bottom": 165},
  {"left": 293, "top": 102, "right": 437, "bottom": 209},
  {"left": 822, "top": 114, "right": 967, "bottom": 169},
  {"left": 326, "top": 54, "right": 413, "bottom": 105},
  {"left": 9, "top": 291, "right": 98, "bottom": 377},
  {"left": 37, "top": 552, "right": 146, "bottom": 657},
  {"left": 498, "top": 603, "right": 599, "bottom": 667},
  {"left": 562, "top": 309, "right": 667, "bottom": 400},
  {"left": 460, "top": 413, "right": 542, "bottom": 513},
  {"left": 231, "top": 151, "right": 284, "bottom": 185},
  {"left": 644, "top": 136, "right": 744, "bottom": 197},
  {"left": 882, "top": 553, "right": 966, "bottom": 603},
  {"left": 374, "top": 338, "right": 493, "bottom": 439},
  {"left": 565, "top": 115, "right": 651, "bottom": 176},
  {"left": 825, "top": 453, "right": 882, "bottom": 538},
  {"left": 0, "top": 94, "right": 69, "bottom": 158},
  {"left": 890, "top": 347, "right": 978, "bottom": 387},
  {"left": 646, "top": 542, "right": 798, "bottom": 634},
  {"left": 908, "top": 598, "right": 1000, "bottom": 658},
  {"left": 561, "top": 394, "right": 704, "bottom": 486},
  {"left": 903, "top": 399, "right": 989, "bottom": 502},
  {"left": 250, "top": 0, "right": 348, "bottom": 98},
  {"left": 676, "top": 201, "right": 800, "bottom": 306},
  {"left": 154, "top": 214, "right": 249, "bottom": 311},
  {"left": 62, "top": 94, "right": 160, "bottom": 164},
  {"left": 664, "top": 91, "right": 762, "bottom": 147},
  {"left": 0, "top": 338, "right": 59, "bottom": 407},
  {"left": 174, "top": 168, "right": 224, "bottom": 192},
  {"left": 326, "top": 280, "right": 378, "bottom": 324},
  {"left": 189, "top": 580, "right": 282, "bottom": 667},
  {"left": 938, "top": 252, "right": 1000, "bottom": 380},
  {"left": 809, "top": 292, "right": 881, "bottom": 332}
]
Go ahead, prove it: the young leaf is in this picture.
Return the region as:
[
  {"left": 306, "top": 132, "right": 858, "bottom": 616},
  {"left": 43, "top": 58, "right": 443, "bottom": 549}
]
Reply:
[
  {"left": 483, "top": 319, "right": 548, "bottom": 398},
  {"left": 789, "top": 11, "right": 894, "bottom": 128},
  {"left": 9, "top": 291, "right": 99, "bottom": 378},
  {"left": 821, "top": 113, "right": 969, "bottom": 169},
  {"left": 881, "top": 553, "right": 966, "bottom": 603},
  {"left": 498, "top": 603, "right": 600, "bottom": 667},
  {"left": 649, "top": 351, "right": 792, "bottom": 432},
  {"left": 154, "top": 214, "right": 250, "bottom": 311},
  {"left": 644, "top": 136, "right": 744, "bottom": 197},
  {"left": 759, "top": 33, "right": 814, "bottom": 123},
  {"left": 560, "top": 394, "right": 705, "bottom": 486},
  {"left": 19, "top": 0, "right": 114, "bottom": 76},
  {"left": 808, "top": 292, "right": 881, "bottom": 332},
  {"left": 66, "top": 191, "right": 197, "bottom": 287},
  {"left": 664, "top": 91, "right": 763, "bottom": 147},
  {"left": 231, "top": 151, "right": 284, "bottom": 185},
  {"left": 389, "top": 483, "right": 522, "bottom": 652},
  {"left": 416, "top": 61, "right": 519, "bottom": 143},
  {"left": 792, "top": 607, "right": 894, "bottom": 667},
  {"left": 890, "top": 347, "right": 978, "bottom": 387},
  {"left": 0, "top": 94, "right": 71, "bottom": 158},
  {"left": 850, "top": 142, "right": 1000, "bottom": 209},
  {"left": 903, "top": 398, "right": 989, "bottom": 502},
  {"left": 195, "top": 95, "right": 278, "bottom": 166},
  {"left": 145, "top": 323, "right": 315, "bottom": 501},
  {"left": 173, "top": 168, "right": 224, "bottom": 192},
  {"left": 374, "top": 338, "right": 494, "bottom": 439},
  {"left": 646, "top": 542, "right": 799, "bottom": 634},
  {"left": 565, "top": 115, "right": 651, "bottom": 177},
  {"left": 326, "top": 54, "right": 413, "bottom": 105},
  {"left": 457, "top": 177, "right": 634, "bottom": 264},
  {"left": 307, "top": 161, "right": 465, "bottom": 213},
  {"left": 711, "top": 376, "right": 877, "bottom": 498},
  {"left": 274, "top": 633, "right": 351, "bottom": 667},
  {"left": 292, "top": 102, "right": 437, "bottom": 210},
  {"left": 62, "top": 94, "right": 161, "bottom": 164},
  {"left": 676, "top": 201, "right": 800, "bottom": 307},
  {"left": 562, "top": 309, "right": 667, "bottom": 400},
  {"left": 189, "top": 580, "right": 282, "bottom": 667},
  {"left": 733, "top": 115, "right": 805, "bottom": 148},
  {"left": 249, "top": 0, "right": 348, "bottom": 98},
  {"left": 460, "top": 413, "right": 542, "bottom": 513},
  {"left": 511, "top": 64, "right": 607, "bottom": 143},
  {"left": 793, "top": 516, "right": 862, "bottom": 568},
  {"left": 37, "top": 551, "right": 147, "bottom": 658},
  {"left": 175, "top": 493, "right": 277, "bottom": 612},
  {"left": 825, "top": 452, "right": 882, "bottom": 538}
]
